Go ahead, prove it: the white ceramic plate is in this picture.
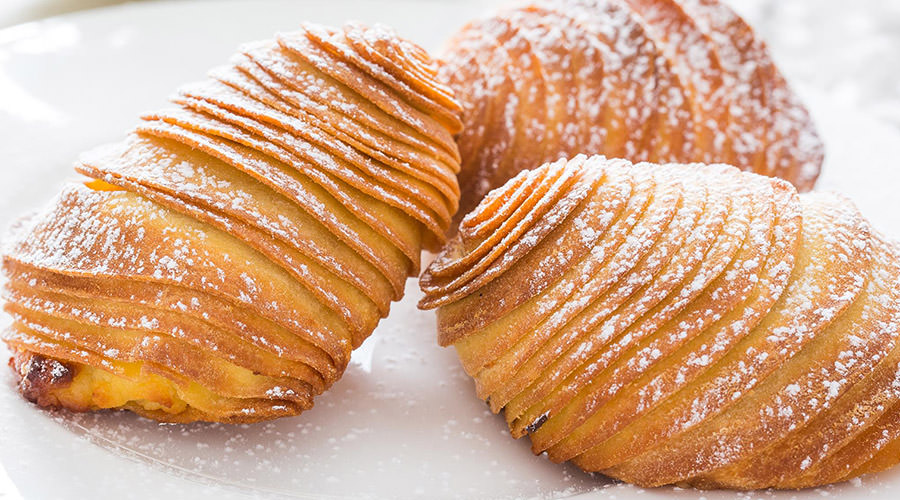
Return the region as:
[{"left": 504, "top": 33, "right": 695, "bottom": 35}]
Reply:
[{"left": 1, "top": 1, "right": 899, "bottom": 499}]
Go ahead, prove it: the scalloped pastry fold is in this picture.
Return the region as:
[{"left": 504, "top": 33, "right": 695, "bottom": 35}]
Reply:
[
  {"left": 419, "top": 155, "right": 900, "bottom": 489},
  {"left": 440, "top": 0, "right": 824, "bottom": 225},
  {"left": 2, "top": 22, "right": 461, "bottom": 423}
]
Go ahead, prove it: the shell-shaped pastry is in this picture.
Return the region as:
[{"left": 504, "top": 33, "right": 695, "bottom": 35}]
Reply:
[
  {"left": 440, "top": 0, "right": 824, "bottom": 224},
  {"left": 419, "top": 155, "right": 900, "bottom": 489},
  {"left": 2, "top": 22, "right": 461, "bottom": 423}
]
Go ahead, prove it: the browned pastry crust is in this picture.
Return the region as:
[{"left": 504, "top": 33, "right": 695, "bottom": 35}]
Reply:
[
  {"left": 2, "top": 22, "right": 461, "bottom": 423},
  {"left": 440, "top": 0, "right": 824, "bottom": 224},
  {"left": 419, "top": 155, "right": 900, "bottom": 489}
]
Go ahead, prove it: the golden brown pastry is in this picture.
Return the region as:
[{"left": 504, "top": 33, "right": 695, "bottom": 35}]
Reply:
[
  {"left": 419, "top": 155, "right": 900, "bottom": 489},
  {"left": 2, "top": 22, "right": 461, "bottom": 423},
  {"left": 440, "top": 0, "right": 824, "bottom": 222}
]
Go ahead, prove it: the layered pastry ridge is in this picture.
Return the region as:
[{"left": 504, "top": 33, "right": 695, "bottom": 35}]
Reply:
[
  {"left": 3, "top": 22, "right": 461, "bottom": 423},
  {"left": 420, "top": 155, "right": 900, "bottom": 489},
  {"left": 439, "top": 0, "right": 824, "bottom": 224}
]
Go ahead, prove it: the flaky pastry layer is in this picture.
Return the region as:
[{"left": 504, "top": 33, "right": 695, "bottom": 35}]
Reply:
[
  {"left": 421, "top": 155, "right": 900, "bottom": 489},
  {"left": 441, "top": 0, "right": 824, "bottom": 224},
  {"left": 3, "top": 22, "right": 461, "bottom": 423}
]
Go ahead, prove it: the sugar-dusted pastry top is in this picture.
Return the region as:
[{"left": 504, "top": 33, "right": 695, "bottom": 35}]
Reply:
[
  {"left": 440, "top": 0, "right": 824, "bottom": 224},
  {"left": 3, "top": 22, "right": 461, "bottom": 423},
  {"left": 420, "top": 155, "right": 900, "bottom": 489}
]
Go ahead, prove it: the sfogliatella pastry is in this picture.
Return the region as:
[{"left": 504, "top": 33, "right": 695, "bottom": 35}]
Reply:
[
  {"left": 2, "top": 22, "right": 462, "bottom": 423},
  {"left": 419, "top": 155, "right": 900, "bottom": 489},
  {"left": 440, "top": 0, "right": 824, "bottom": 222}
]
